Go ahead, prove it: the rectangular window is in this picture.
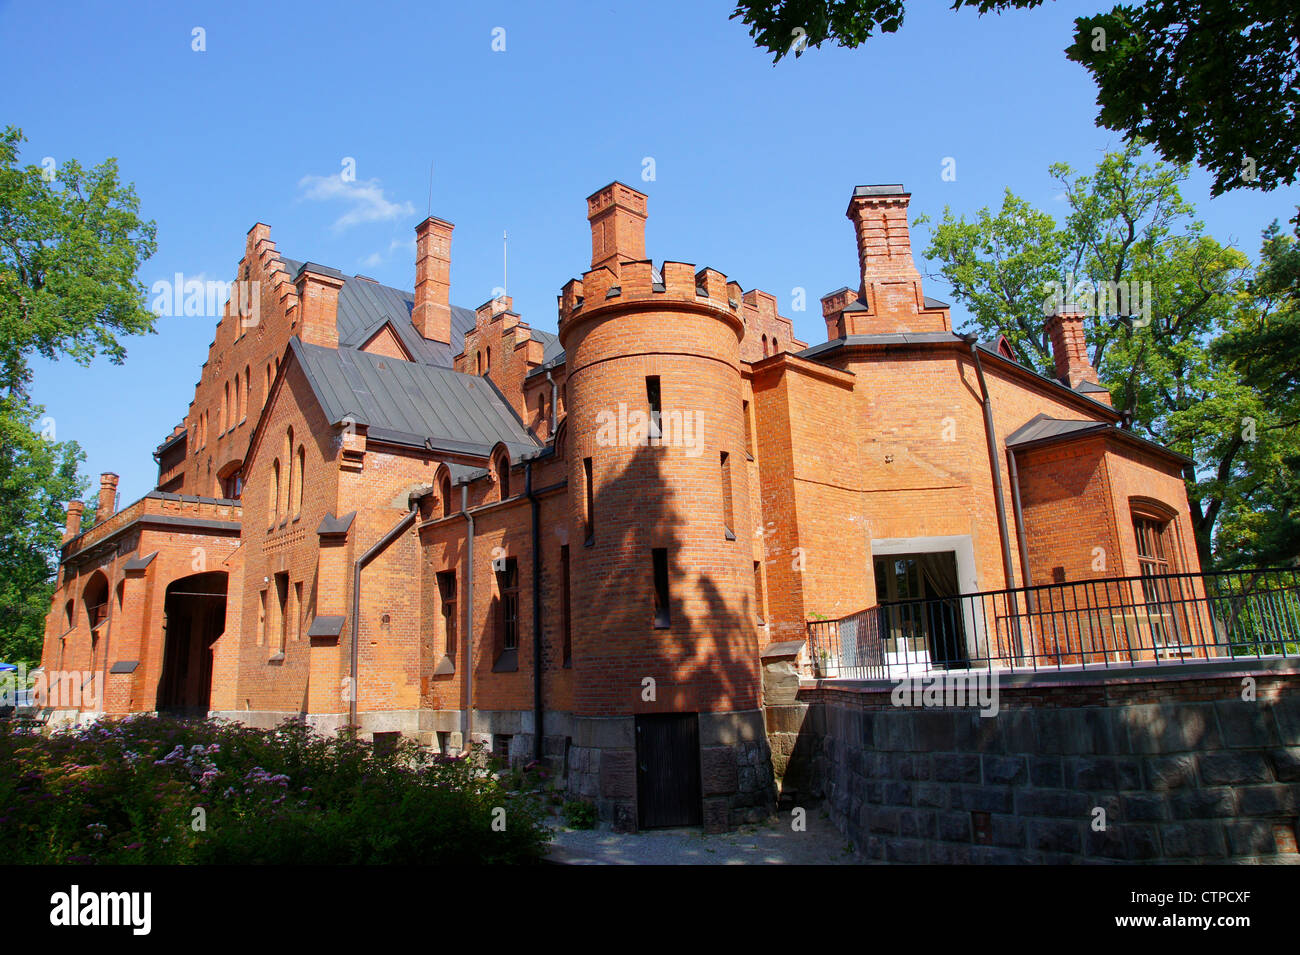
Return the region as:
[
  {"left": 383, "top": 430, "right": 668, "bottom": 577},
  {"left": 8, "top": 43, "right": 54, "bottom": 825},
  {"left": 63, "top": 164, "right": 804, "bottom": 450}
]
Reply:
[
  {"left": 561, "top": 545, "right": 572, "bottom": 667},
  {"left": 583, "top": 457, "right": 595, "bottom": 545},
  {"left": 437, "top": 570, "right": 457, "bottom": 658},
  {"left": 754, "top": 560, "right": 766, "bottom": 625},
  {"left": 720, "top": 451, "right": 735, "bottom": 540},
  {"left": 646, "top": 376, "right": 662, "bottom": 441},
  {"left": 436, "top": 731, "right": 451, "bottom": 754},
  {"left": 652, "top": 548, "right": 671, "bottom": 629},
  {"left": 274, "top": 573, "right": 289, "bottom": 653},
  {"left": 496, "top": 557, "right": 519, "bottom": 657}
]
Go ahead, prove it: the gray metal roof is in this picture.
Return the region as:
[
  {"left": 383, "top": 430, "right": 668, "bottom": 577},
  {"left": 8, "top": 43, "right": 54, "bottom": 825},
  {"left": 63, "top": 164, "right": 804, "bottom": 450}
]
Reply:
[
  {"left": 853, "top": 184, "right": 908, "bottom": 197},
  {"left": 291, "top": 338, "right": 538, "bottom": 456},
  {"left": 282, "top": 256, "right": 563, "bottom": 370},
  {"left": 1004, "top": 414, "right": 1108, "bottom": 447},
  {"left": 281, "top": 257, "right": 475, "bottom": 366},
  {"left": 795, "top": 331, "right": 964, "bottom": 359}
]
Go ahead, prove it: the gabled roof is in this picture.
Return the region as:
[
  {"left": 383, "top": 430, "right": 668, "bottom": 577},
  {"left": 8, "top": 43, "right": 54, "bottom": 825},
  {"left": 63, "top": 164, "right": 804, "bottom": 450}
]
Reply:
[
  {"left": 282, "top": 257, "right": 476, "bottom": 367},
  {"left": 1004, "top": 413, "right": 1109, "bottom": 447},
  {"left": 1005, "top": 412, "right": 1193, "bottom": 465},
  {"left": 291, "top": 339, "right": 538, "bottom": 457}
]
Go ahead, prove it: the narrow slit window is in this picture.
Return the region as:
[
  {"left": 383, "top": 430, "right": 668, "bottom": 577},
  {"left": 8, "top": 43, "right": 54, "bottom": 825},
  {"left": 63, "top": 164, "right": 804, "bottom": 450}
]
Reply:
[
  {"left": 720, "top": 451, "right": 735, "bottom": 539},
  {"left": 583, "top": 457, "right": 595, "bottom": 545},
  {"left": 646, "top": 375, "right": 662, "bottom": 442},
  {"left": 652, "top": 548, "right": 671, "bottom": 629},
  {"left": 560, "top": 545, "right": 572, "bottom": 667},
  {"left": 742, "top": 399, "right": 754, "bottom": 458},
  {"left": 754, "top": 560, "right": 766, "bottom": 625}
]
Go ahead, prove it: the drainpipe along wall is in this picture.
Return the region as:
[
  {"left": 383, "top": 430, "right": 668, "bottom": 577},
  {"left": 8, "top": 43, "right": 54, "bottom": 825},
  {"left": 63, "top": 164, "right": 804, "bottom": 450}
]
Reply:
[
  {"left": 527, "top": 460, "right": 543, "bottom": 762},
  {"left": 460, "top": 483, "right": 475, "bottom": 750}
]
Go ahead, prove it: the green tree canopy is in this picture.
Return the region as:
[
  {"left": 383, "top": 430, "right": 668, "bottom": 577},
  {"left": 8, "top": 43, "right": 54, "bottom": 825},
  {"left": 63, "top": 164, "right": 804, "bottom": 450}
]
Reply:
[
  {"left": 732, "top": 0, "right": 1300, "bottom": 194},
  {"left": 917, "top": 143, "right": 1300, "bottom": 569},
  {"left": 0, "top": 126, "right": 156, "bottom": 666}
]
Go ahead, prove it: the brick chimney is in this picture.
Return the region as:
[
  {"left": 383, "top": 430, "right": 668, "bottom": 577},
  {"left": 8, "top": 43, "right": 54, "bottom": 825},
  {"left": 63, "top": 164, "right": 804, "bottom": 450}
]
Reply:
[
  {"left": 414, "top": 216, "right": 453, "bottom": 343},
  {"left": 293, "top": 263, "right": 345, "bottom": 349},
  {"left": 845, "top": 185, "right": 932, "bottom": 329},
  {"left": 1045, "top": 306, "right": 1100, "bottom": 388},
  {"left": 63, "top": 500, "right": 84, "bottom": 543},
  {"left": 587, "top": 182, "right": 647, "bottom": 275},
  {"left": 96, "top": 473, "right": 119, "bottom": 521}
]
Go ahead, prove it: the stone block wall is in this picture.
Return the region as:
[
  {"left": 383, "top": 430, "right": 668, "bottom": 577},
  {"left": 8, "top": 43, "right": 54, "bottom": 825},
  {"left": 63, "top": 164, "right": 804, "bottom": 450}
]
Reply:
[{"left": 778, "top": 662, "right": 1300, "bottom": 863}]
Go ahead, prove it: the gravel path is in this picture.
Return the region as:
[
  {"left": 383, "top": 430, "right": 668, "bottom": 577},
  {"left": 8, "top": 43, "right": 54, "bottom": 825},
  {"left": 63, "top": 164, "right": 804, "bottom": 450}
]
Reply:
[{"left": 545, "top": 807, "right": 862, "bottom": 865}]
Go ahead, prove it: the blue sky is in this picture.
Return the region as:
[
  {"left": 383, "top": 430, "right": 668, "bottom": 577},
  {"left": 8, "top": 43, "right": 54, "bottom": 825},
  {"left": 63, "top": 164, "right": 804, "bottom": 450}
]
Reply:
[{"left": 3, "top": 0, "right": 1297, "bottom": 504}]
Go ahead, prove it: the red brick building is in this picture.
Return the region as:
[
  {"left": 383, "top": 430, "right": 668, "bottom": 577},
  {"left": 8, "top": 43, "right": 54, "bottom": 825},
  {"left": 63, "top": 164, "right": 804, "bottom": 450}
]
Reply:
[{"left": 39, "top": 181, "right": 1201, "bottom": 829}]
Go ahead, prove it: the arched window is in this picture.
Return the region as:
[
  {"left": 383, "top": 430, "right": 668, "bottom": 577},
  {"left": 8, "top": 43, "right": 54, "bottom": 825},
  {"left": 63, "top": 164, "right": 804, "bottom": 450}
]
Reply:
[
  {"left": 486, "top": 347, "right": 492, "bottom": 373},
  {"left": 295, "top": 445, "right": 305, "bottom": 517},
  {"left": 496, "top": 453, "right": 510, "bottom": 499},
  {"left": 271, "top": 459, "right": 281, "bottom": 527},
  {"left": 762, "top": 334, "right": 769, "bottom": 357},
  {"left": 537, "top": 392, "right": 548, "bottom": 434},
  {"left": 476, "top": 352, "right": 482, "bottom": 375},
  {"left": 64, "top": 599, "right": 74, "bottom": 633},
  {"left": 772, "top": 337, "right": 779, "bottom": 353},
  {"left": 222, "top": 381, "right": 230, "bottom": 432},
  {"left": 242, "top": 366, "right": 250, "bottom": 422},
  {"left": 441, "top": 474, "right": 453, "bottom": 519},
  {"left": 284, "top": 428, "right": 295, "bottom": 520}
]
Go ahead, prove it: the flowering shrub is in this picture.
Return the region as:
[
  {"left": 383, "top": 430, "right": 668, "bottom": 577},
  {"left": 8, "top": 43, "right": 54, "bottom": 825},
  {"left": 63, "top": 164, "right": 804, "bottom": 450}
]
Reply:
[{"left": 0, "top": 715, "right": 550, "bottom": 864}]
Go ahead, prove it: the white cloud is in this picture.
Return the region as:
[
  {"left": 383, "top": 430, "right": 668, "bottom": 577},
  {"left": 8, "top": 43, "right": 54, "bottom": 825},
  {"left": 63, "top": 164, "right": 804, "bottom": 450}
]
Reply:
[
  {"left": 360, "top": 236, "right": 416, "bottom": 268},
  {"left": 297, "top": 173, "right": 415, "bottom": 232}
]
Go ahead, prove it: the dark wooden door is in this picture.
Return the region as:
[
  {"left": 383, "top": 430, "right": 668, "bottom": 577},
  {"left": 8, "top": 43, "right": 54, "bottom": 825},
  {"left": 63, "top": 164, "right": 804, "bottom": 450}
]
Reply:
[{"left": 636, "top": 713, "right": 703, "bottom": 829}]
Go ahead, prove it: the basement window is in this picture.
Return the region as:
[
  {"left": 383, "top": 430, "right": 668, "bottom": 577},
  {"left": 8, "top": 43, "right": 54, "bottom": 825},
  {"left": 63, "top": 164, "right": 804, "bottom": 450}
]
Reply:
[{"left": 652, "top": 548, "right": 671, "bottom": 629}]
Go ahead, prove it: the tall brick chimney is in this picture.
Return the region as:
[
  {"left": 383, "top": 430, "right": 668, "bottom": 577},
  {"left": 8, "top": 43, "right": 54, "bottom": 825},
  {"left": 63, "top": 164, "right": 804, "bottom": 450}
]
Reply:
[
  {"left": 96, "top": 473, "right": 119, "bottom": 521},
  {"left": 63, "top": 500, "right": 84, "bottom": 543},
  {"left": 293, "top": 263, "right": 345, "bottom": 349},
  {"left": 1045, "top": 306, "right": 1100, "bottom": 388},
  {"left": 847, "top": 185, "right": 927, "bottom": 314},
  {"left": 414, "top": 216, "right": 453, "bottom": 343},
  {"left": 587, "top": 182, "right": 647, "bottom": 275}
]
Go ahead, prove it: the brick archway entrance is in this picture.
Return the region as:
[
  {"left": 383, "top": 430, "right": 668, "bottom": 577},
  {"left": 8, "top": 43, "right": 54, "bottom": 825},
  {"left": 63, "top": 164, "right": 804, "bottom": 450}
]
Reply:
[{"left": 157, "top": 571, "right": 228, "bottom": 716}]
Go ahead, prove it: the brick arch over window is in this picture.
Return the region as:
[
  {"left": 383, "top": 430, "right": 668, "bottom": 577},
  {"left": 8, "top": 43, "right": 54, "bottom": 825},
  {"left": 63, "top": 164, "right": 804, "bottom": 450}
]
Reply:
[
  {"left": 436, "top": 466, "right": 454, "bottom": 519},
  {"left": 492, "top": 446, "right": 511, "bottom": 500},
  {"left": 1129, "top": 496, "right": 1184, "bottom": 575}
]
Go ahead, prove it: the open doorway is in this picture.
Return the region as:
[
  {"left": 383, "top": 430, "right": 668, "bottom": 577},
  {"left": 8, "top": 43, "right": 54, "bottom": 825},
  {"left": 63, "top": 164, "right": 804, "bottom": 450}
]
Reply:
[
  {"left": 157, "top": 571, "right": 228, "bottom": 716},
  {"left": 873, "top": 552, "right": 968, "bottom": 669}
]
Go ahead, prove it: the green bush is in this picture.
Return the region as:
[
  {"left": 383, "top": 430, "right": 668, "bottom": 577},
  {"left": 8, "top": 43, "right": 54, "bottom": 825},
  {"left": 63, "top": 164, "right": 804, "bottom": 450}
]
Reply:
[
  {"left": 562, "top": 799, "right": 598, "bottom": 830},
  {"left": 0, "top": 715, "right": 551, "bottom": 864}
]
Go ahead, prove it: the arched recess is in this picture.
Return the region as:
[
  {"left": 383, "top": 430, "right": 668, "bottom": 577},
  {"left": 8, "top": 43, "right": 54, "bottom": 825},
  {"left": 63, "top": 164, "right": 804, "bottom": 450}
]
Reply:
[
  {"left": 82, "top": 571, "right": 110, "bottom": 675},
  {"left": 157, "top": 571, "right": 228, "bottom": 715},
  {"left": 491, "top": 444, "right": 511, "bottom": 501}
]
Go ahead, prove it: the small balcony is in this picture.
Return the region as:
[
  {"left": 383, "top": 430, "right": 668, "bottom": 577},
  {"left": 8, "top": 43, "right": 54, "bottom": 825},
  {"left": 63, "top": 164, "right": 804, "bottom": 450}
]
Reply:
[{"left": 805, "top": 568, "right": 1300, "bottom": 680}]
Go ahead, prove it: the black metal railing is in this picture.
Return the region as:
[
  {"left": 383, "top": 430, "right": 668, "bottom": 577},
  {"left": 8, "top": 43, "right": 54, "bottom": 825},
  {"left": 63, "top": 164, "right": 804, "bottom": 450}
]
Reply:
[{"left": 805, "top": 567, "right": 1300, "bottom": 680}]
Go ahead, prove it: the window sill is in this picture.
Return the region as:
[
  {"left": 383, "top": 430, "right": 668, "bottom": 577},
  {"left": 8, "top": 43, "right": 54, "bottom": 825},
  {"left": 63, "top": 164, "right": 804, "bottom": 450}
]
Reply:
[
  {"left": 724, "top": 527, "right": 736, "bottom": 541},
  {"left": 268, "top": 653, "right": 285, "bottom": 664},
  {"left": 584, "top": 537, "right": 594, "bottom": 548},
  {"left": 492, "top": 649, "right": 518, "bottom": 672}
]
